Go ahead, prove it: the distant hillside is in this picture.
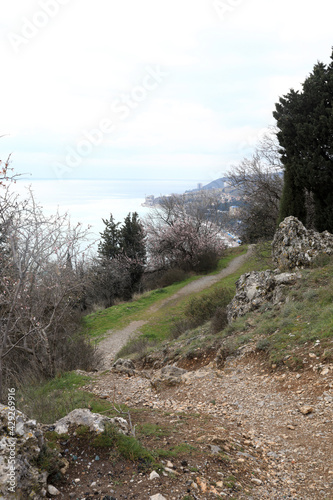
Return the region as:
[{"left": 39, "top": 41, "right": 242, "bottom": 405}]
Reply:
[{"left": 186, "top": 177, "right": 228, "bottom": 193}]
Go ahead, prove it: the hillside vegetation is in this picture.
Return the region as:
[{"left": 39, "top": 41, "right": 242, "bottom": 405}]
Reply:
[{"left": 19, "top": 244, "right": 333, "bottom": 422}]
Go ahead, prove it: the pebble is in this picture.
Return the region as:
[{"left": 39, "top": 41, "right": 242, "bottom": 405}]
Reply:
[
  {"left": 300, "top": 406, "right": 314, "bottom": 415},
  {"left": 149, "top": 471, "right": 160, "bottom": 480},
  {"left": 47, "top": 485, "right": 61, "bottom": 496}
]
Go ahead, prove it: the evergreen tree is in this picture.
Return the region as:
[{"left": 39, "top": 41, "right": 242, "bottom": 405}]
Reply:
[
  {"left": 120, "top": 212, "right": 146, "bottom": 296},
  {"left": 97, "top": 212, "right": 146, "bottom": 302},
  {"left": 274, "top": 49, "right": 333, "bottom": 231},
  {"left": 120, "top": 212, "right": 146, "bottom": 261},
  {"left": 98, "top": 214, "right": 121, "bottom": 260}
]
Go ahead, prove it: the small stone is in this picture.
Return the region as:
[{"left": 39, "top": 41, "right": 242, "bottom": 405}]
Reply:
[
  {"left": 74, "top": 478, "right": 80, "bottom": 483},
  {"left": 216, "top": 481, "right": 224, "bottom": 487},
  {"left": 251, "top": 478, "right": 262, "bottom": 485},
  {"left": 149, "top": 471, "right": 160, "bottom": 480},
  {"left": 47, "top": 485, "right": 61, "bottom": 496},
  {"left": 287, "top": 424, "right": 295, "bottom": 430},
  {"left": 300, "top": 406, "right": 314, "bottom": 415},
  {"left": 166, "top": 460, "right": 174, "bottom": 468},
  {"left": 164, "top": 466, "right": 178, "bottom": 474},
  {"left": 150, "top": 495, "right": 167, "bottom": 500},
  {"left": 321, "top": 367, "right": 330, "bottom": 376}
]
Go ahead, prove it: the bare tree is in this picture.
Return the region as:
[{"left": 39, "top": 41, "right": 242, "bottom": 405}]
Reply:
[
  {"left": 0, "top": 182, "right": 95, "bottom": 401},
  {"left": 227, "top": 127, "right": 283, "bottom": 242}
]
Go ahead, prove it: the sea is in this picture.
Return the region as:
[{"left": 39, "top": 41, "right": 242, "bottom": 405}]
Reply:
[{"left": 11, "top": 178, "right": 208, "bottom": 246}]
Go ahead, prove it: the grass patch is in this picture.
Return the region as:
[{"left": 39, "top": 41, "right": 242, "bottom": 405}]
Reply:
[
  {"left": 82, "top": 276, "right": 201, "bottom": 342},
  {"left": 137, "top": 422, "right": 171, "bottom": 438},
  {"left": 119, "top": 247, "right": 261, "bottom": 358},
  {"left": 210, "top": 245, "right": 248, "bottom": 274},
  {"left": 153, "top": 443, "right": 196, "bottom": 459},
  {"left": 17, "top": 371, "right": 133, "bottom": 424},
  {"left": 83, "top": 246, "right": 248, "bottom": 346}
]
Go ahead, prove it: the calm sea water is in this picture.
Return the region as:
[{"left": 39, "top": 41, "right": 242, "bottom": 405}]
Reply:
[{"left": 12, "top": 178, "right": 207, "bottom": 241}]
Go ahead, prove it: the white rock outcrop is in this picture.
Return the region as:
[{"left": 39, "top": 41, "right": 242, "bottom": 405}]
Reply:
[
  {"left": 0, "top": 403, "right": 47, "bottom": 499},
  {"left": 227, "top": 270, "right": 300, "bottom": 322},
  {"left": 272, "top": 216, "right": 333, "bottom": 270},
  {"left": 53, "top": 408, "right": 129, "bottom": 435}
]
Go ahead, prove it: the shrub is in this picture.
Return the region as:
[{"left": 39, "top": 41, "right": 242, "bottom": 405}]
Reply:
[
  {"left": 170, "top": 318, "right": 192, "bottom": 339},
  {"left": 185, "top": 287, "right": 232, "bottom": 327},
  {"left": 211, "top": 306, "right": 228, "bottom": 334},
  {"left": 158, "top": 268, "right": 190, "bottom": 288}
]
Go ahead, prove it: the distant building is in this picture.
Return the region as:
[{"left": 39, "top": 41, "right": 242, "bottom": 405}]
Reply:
[
  {"left": 142, "top": 195, "right": 155, "bottom": 207},
  {"left": 197, "top": 183, "right": 203, "bottom": 190}
]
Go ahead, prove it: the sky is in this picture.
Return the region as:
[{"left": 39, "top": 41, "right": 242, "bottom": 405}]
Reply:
[{"left": 1, "top": 0, "right": 333, "bottom": 184}]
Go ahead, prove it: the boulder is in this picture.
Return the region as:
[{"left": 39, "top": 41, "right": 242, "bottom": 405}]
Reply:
[
  {"left": 112, "top": 358, "right": 136, "bottom": 376},
  {"left": 272, "top": 216, "right": 333, "bottom": 270},
  {"left": 0, "top": 403, "right": 47, "bottom": 499},
  {"left": 53, "top": 408, "right": 129, "bottom": 435},
  {"left": 227, "top": 270, "right": 299, "bottom": 322},
  {"left": 151, "top": 365, "right": 187, "bottom": 388}
]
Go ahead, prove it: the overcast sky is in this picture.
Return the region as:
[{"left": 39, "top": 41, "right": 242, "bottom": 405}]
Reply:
[{"left": 1, "top": 0, "right": 333, "bottom": 183}]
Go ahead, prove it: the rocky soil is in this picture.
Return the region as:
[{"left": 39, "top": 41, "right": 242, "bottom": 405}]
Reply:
[{"left": 51, "top": 350, "right": 333, "bottom": 500}]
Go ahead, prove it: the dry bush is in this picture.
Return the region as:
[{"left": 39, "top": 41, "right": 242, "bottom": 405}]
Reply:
[{"left": 210, "top": 306, "right": 229, "bottom": 334}]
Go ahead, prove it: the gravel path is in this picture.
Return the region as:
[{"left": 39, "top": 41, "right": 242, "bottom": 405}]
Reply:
[{"left": 97, "top": 246, "right": 254, "bottom": 369}]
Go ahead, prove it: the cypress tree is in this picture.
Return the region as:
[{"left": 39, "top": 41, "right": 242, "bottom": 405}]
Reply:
[{"left": 274, "top": 49, "right": 333, "bottom": 231}]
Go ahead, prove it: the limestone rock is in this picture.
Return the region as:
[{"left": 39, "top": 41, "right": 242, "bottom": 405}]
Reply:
[
  {"left": 227, "top": 269, "right": 299, "bottom": 322},
  {"left": 272, "top": 216, "right": 333, "bottom": 270},
  {"left": 151, "top": 365, "right": 187, "bottom": 388},
  {"left": 0, "top": 403, "right": 47, "bottom": 499},
  {"left": 150, "top": 494, "right": 167, "bottom": 500},
  {"left": 112, "top": 358, "right": 136, "bottom": 376},
  {"left": 299, "top": 406, "right": 314, "bottom": 415},
  {"left": 47, "top": 484, "right": 61, "bottom": 496},
  {"left": 53, "top": 408, "right": 128, "bottom": 435}
]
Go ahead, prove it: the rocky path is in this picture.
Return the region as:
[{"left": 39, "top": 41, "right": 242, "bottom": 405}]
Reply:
[
  {"left": 85, "top": 354, "right": 333, "bottom": 499},
  {"left": 97, "top": 246, "right": 254, "bottom": 369}
]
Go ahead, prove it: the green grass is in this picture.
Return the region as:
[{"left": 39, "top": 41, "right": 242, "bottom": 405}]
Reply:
[
  {"left": 118, "top": 244, "right": 333, "bottom": 370},
  {"left": 118, "top": 246, "right": 263, "bottom": 358},
  {"left": 210, "top": 245, "right": 248, "bottom": 274},
  {"left": 82, "top": 246, "right": 248, "bottom": 343},
  {"left": 82, "top": 276, "right": 201, "bottom": 341},
  {"left": 17, "top": 371, "right": 132, "bottom": 423},
  {"left": 137, "top": 422, "right": 171, "bottom": 438},
  {"left": 153, "top": 442, "right": 196, "bottom": 458},
  {"left": 220, "top": 257, "right": 333, "bottom": 368}
]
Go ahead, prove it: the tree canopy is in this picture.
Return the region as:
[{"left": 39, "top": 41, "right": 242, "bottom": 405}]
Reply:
[{"left": 273, "top": 49, "right": 333, "bottom": 231}]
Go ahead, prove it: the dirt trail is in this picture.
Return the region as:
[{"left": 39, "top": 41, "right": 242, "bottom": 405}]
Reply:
[{"left": 97, "top": 246, "right": 254, "bottom": 369}]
